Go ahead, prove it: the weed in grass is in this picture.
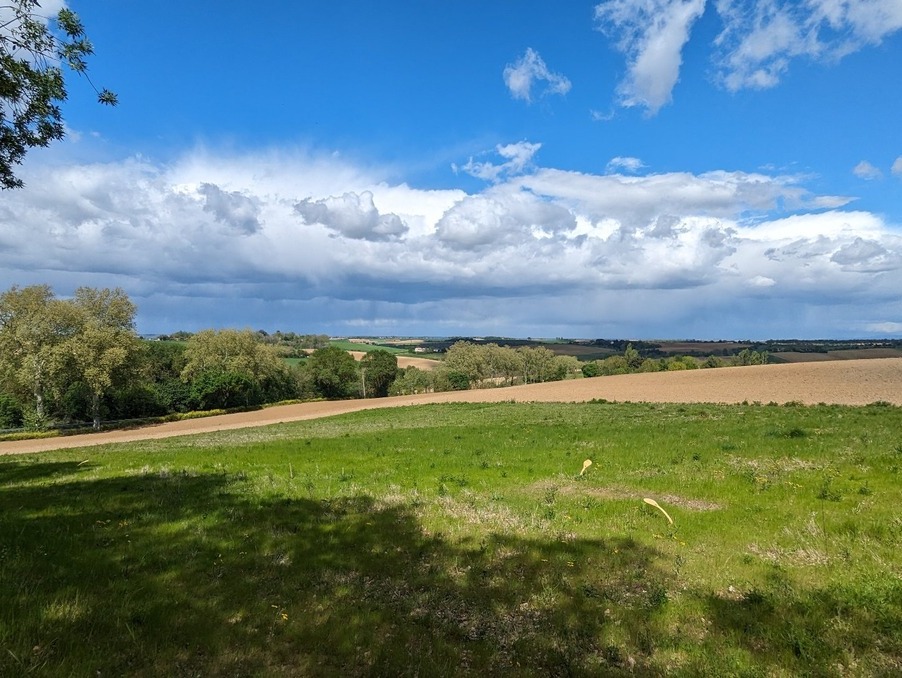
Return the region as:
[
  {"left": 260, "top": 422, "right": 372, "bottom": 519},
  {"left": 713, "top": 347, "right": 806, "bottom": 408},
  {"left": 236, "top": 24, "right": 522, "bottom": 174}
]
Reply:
[
  {"left": 439, "top": 473, "right": 469, "bottom": 488},
  {"left": 817, "top": 469, "right": 843, "bottom": 502},
  {"left": 766, "top": 426, "right": 807, "bottom": 439},
  {"left": 647, "top": 583, "right": 669, "bottom": 610}
]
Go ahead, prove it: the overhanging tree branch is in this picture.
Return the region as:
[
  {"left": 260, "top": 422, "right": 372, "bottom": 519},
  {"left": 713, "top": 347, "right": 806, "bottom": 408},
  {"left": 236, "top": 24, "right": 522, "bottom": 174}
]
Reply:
[{"left": 0, "top": 0, "right": 116, "bottom": 189}]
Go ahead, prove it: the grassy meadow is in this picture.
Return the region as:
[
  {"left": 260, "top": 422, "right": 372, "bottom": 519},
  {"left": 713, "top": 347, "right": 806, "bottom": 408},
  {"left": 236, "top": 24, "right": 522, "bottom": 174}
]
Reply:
[{"left": 1, "top": 401, "right": 901, "bottom": 676}]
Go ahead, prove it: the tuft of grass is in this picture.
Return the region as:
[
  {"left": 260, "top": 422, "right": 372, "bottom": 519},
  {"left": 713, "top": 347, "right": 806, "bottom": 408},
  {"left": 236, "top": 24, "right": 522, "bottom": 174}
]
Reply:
[{"left": 0, "top": 429, "right": 60, "bottom": 442}]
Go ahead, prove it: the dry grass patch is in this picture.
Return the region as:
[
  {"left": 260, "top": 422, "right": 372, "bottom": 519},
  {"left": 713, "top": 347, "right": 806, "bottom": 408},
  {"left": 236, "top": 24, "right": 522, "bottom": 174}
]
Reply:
[{"left": 526, "top": 479, "right": 723, "bottom": 513}]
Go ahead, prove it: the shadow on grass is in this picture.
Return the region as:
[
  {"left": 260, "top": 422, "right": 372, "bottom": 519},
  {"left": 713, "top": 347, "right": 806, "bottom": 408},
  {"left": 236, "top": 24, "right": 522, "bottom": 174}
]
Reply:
[
  {"left": 0, "top": 466, "right": 677, "bottom": 676},
  {"left": 3, "top": 466, "right": 898, "bottom": 676},
  {"left": 696, "top": 573, "right": 902, "bottom": 674},
  {"left": 0, "top": 460, "right": 98, "bottom": 486}
]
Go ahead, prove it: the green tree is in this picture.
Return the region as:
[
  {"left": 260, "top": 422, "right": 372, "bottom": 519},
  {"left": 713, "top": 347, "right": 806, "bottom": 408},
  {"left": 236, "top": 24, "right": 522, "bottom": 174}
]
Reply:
[
  {"left": 0, "top": 391, "right": 23, "bottom": 428},
  {"left": 552, "top": 355, "right": 582, "bottom": 380},
  {"left": 306, "top": 346, "right": 358, "bottom": 399},
  {"left": 433, "top": 368, "right": 470, "bottom": 392},
  {"left": 138, "top": 340, "right": 190, "bottom": 412},
  {"left": 664, "top": 355, "right": 698, "bottom": 371},
  {"left": 360, "top": 349, "right": 398, "bottom": 398},
  {"left": 624, "top": 343, "right": 643, "bottom": 371},
  {"left": 289, "top": 361, "right": 320, "bottom": 401},
  {"left": 702, "top": 355, "right": 723, "bottom": 369},
  {"left": 181, "top": 329, "right": 285, "bottom": 383},
  {"left": 388, "top": 366, "right": 433, "bottom": 396},
  {"left": 597, "top": 355, "right": 629, "bottom": 376},
  {"left": 181, "top": 329, "right": 292, "bottom": 407},
  {"left": 0, "top": 284, "right": 76, "bottom": 423},
  {"left": 443, "top": 341, "right": 487, "bottom": 387},
  {"left": 1, "top": 0, "right": 116, "bottom": 189},
  {"left": 142, "top": 340, "right": 187, "bottom": 382},
  {"left": 734, "top": 349, "right": 768, "bottom": 366},
  {"left": 188, "top": 370, "right": 259, "bottom": 411},
  {"left": 485, "top": 344, "right": 523, "bottom": 386},
  {"left": 64, "top": 287, "right": 140, "bottom": 428},
  {"left": 638, "top": 358, "right": 663, "bottom": 373},
  {"left": 517, "top": 346, "right": 557, "bottom": 383}
]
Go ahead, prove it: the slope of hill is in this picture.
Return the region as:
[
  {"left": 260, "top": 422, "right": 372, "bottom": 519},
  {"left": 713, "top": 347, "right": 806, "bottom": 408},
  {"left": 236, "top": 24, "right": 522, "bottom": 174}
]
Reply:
[{"left": 3, "top": 358, "right": 900, "bottom": 455}]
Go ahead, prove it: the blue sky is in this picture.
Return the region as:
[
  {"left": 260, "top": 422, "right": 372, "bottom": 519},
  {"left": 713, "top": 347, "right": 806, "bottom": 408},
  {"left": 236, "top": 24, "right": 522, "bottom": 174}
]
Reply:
[{"left": 3, "top": 0, "right": 902, "bottom": 339}]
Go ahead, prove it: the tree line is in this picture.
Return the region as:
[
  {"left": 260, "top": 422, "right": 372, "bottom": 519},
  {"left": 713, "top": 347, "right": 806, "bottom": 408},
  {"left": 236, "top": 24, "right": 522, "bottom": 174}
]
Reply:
[
  {"left": 389, "top": 341, "right": 583, "bottom": 395},
  {"left": 0, "top": 286, "right": 580, "bottom": 431},
  {"left": 0, "top": 285, "right": 768, "bottom": 432},
  {"left": 0, "top": 285, "right": 408, "bottom": 431},
  {"left": 579, "top": 344, "right": 768, "bottom": 377}
]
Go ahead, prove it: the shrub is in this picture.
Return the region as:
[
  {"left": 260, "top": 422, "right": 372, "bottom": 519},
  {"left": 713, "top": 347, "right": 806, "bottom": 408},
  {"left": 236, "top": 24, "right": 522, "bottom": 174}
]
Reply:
[
  {"left": 0, "top": 392, "right": 23, "bottom": 428},
  {"left": 189, "top": 370, "right": 262, "bottom": 410},
  {"left": 21, "top": 406, "right": 49, "bottom": 431},
  {"left": 581, "top": 361, "right": 600, "bottom": 378}
]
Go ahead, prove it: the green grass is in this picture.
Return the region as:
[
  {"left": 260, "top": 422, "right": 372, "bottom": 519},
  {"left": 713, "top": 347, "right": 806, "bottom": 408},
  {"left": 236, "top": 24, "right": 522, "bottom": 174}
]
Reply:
[{"left": 2, "top": 402, "right": 902, "bottom": 676}]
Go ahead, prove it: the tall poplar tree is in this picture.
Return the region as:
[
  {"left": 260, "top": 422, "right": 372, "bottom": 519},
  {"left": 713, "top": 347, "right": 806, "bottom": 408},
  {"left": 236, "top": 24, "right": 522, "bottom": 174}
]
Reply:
[
  {"left": 65, "top": 287, "right": 139, "bottom": 429},
  {"left": 0, "top": 284, "right": 76, "bottom": 422}
]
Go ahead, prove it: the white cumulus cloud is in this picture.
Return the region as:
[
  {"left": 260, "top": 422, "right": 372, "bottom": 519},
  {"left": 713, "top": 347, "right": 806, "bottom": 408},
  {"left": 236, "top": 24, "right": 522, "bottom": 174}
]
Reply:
[
  {"left": 714, "top": 0, "right": 902, "bottom": 91},
  {"left": 295, "top": 191, "right": 408, "bottom": 241},
  {"left": 595, "top": 0, "right": 902, "bottom": 111},
  {"left": 595, "top": 0, "right": 708, "bottom": 113},
  {"left": 2, "top": 146, "right": 900, "bottom": 338},
  {"left": 606, "top": 156, "right": 646, "bottom": 173},
  {"left": 455, "top": 141, "right": 542, "bottom": 182},
  {"left": 434, "top": 186, "right": 577, "bottom": 251},
  {"left": 198, "top": 183, "right": 262, "bottom": 234},
  {"left": 852, "top": 161, "right": 883, "bottom": 180},
  {"left": 503, "top": 48, "right": 572, "bottom": 103}
]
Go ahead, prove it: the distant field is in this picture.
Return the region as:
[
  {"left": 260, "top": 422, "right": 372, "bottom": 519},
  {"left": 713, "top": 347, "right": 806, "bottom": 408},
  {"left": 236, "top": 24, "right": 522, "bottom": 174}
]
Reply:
[
  {"left": 543, "top": 343, "right": 617, "bottom": 359},
  {"left": 651, "top": 341, "right": 752, "bottom": 354},
  {"left": 772, "top": 348, "right": 902, "bottom": 363},
  {"left": 347, "top": 351, "right": 439, "bottom": 370},
  {"left": 366, "top": 338, "right": 424, "bottom": 346},
  {"left": 328, "top": 340, "right": 410, "bottom": 355}
]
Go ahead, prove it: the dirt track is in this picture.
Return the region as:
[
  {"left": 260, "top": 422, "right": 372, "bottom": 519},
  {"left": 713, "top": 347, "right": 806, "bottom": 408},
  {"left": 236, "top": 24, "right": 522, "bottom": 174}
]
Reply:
[{"left": 3, "top": 358, "right": 900, "bottom": 456}]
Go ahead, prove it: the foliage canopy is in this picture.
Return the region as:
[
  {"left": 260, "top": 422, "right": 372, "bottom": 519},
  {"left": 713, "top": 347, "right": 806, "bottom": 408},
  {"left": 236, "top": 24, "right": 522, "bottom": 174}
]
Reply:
[{"left": 0, "top": 0, "right": 116, "bottom": 188}]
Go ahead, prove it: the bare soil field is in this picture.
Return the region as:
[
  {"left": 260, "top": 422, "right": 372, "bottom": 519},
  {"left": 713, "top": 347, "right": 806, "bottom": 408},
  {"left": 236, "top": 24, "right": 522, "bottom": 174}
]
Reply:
[
  {"left": 3, "top": 358, "right": 900, "bottom": 456},
  {"left": 347, "top": 351, "right": 439, "bottom": 370},
  {"left": 772, "top": 348, "right": 902, "bottom": 363},
  {"left": 654, "top": 341, "right": 751, "bottom": 353},
  {"left": 541, "top": 344, "right": 616, "bottom": 358}
]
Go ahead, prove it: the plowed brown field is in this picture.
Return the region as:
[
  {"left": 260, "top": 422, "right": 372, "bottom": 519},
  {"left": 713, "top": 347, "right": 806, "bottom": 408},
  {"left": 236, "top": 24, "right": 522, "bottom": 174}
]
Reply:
[{"left": 3, "top": 358, "right": 900, "bottom": 455}]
